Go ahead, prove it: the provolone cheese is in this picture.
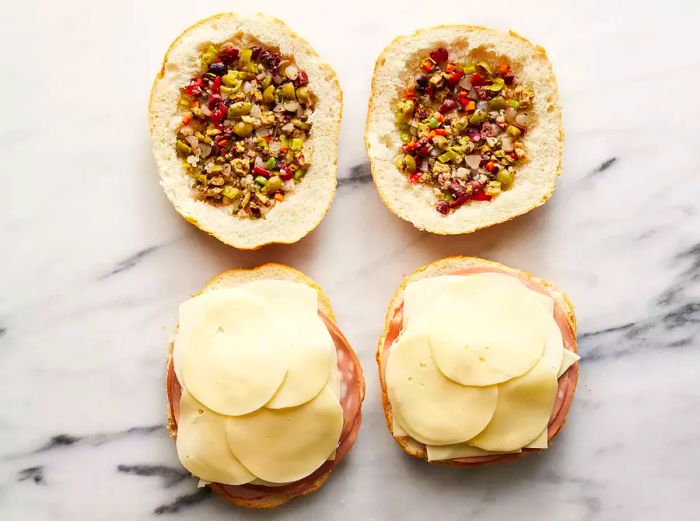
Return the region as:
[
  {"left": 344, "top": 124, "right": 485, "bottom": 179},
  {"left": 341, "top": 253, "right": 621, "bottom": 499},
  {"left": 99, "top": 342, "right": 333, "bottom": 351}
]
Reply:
[
  {"left": 558, "top": 348, "right": 580, "bottom": 377},
  {"left": 181, "top": 295, "right": 288, "bottom": 416},
  {"left": 225, "top": 386, "right": 342, "bottom": 483},
  {"left": 426, "top": 442, "right": 521, "bottom": 461},
  {"left": 424, "top": 274, "right": 554, "bottom": 386},
  {"left": 467, "top": 323, "right": 561, "bottom": 451},
  {"left": 176, "top": 390, "right": 255, "bottom": 485},
  {"left": 524, "top": 428, "right": 548, "bottom": 449},
  {"left": 385, "top": 332, "right": 498, "bottom": 445}
]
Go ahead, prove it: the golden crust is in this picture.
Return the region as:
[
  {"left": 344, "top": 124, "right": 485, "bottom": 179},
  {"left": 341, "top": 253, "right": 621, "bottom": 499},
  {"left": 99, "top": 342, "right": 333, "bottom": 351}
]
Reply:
[
  {"left": 376, "top": 256, "right": 577, "bottom": 465},
  {"left": 148, "top": 13, "right": 342, "bottom": 250},
  {"left": 166, "top": 263, "right": 351, "bottom": 508},
  {"left": 365, "top": 25, "right": 563, "bottom": 235}
]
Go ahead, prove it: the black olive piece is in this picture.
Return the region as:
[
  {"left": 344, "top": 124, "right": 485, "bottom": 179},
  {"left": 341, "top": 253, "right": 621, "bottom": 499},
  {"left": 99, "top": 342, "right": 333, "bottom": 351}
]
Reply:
[
  {"left": 416, "top": 75, "right": 429, "bottom": 88},
  {"left": 208, "top": 62, "right": 227, "bottom": 76}
]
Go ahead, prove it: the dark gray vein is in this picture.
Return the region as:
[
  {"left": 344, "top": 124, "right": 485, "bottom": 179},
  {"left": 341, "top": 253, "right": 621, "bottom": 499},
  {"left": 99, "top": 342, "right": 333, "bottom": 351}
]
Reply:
[
  {"left": 18, "top": 465, "right": 45, "bottom": 485},
  {"left": 154, "top": 488, "right": 211, "bottom": 515},
  {"left": 29, "top": 424, "right": 164, "bottom": 456},
  {"left": 587, "top": 156, "right": 618, "bottom": 177},
  {"left": 0, "top": 327, "right": 6, "bottom": 337},
  {"left": 101, "top": 245, "right": 161, "bottom": 279},
  {"left": 117, "top": 464, "right": 188, "bottom": 488},
  {"left": 579, "top": 302, "right": 699, "bottom": 363},
  {"left": 658, "top": 242, "right": 700, "bottom": 305},
  {"left": 338, "top": 163, "right": 372, "bottom": 188}
]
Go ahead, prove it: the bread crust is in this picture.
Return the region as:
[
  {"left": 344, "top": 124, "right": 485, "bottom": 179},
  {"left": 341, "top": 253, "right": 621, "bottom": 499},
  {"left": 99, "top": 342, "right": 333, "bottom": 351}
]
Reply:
[
  {"left": 376, "top": 256, "right": 578, "bottom": 465},
  {"left": 166, "top": 263, "right": 360, "bottom": 508},
  {"left": 365, "top": 26, "right": 563, "bottom": 234},
  {"left": 149, "top": 13, "right": 342, "bottom": 249}
]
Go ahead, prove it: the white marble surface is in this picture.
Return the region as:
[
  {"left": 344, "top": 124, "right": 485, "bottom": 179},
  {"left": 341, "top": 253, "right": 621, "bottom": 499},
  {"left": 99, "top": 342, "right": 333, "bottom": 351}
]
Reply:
[{"left": 2, "top": 0, "right": 700, "bottom": 519}]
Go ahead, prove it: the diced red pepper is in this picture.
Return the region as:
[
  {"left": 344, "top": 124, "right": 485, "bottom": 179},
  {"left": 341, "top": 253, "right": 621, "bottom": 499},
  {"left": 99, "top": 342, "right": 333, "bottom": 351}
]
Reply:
[
  {"left": 210, "top": 103, "right": 226, "bottom": 125},
  {"left": 403, "top": 141, "right": 417, "bottom": 153},
  {"left": 184, "top": 77, "right": 205, "bottom": 96},
  {"left": 409, "top": 172, "right": 423, "bottom": 183},
  {"left": 434, "top": 128, "right": 446, "bottom": 136},
  {"left": 470, "top": 72, "right": 486, "bottom": 86},
  {"left": 279, "top": 146, "right": 289, "bottom": 154},
  {"left": 425, "top": 86, "right": 435, "bottom": 96},
  {"left": 429, "top": 48, "right": 449, "bottom": 63},
  {"left": 211, "top": 76, "right": 222, "bottom": 94},
  {"left": 182, "top": 116, "right": 191, "bottom": 125},
  {"left": 422, "top": 59, "right": 434, "bottom": 72},
  {"left": 217, "top": 139, "right": 228, "bottom": 148},
  {"left": 449, "top": 194, "right": 470, "bottom": 208},
  {"left": 447, "top": 70, "right": 464, "bottom": 86},
  {"left": 445, "top": 63, "right": 456, "bottom": 73},
  {"left": 264, "top": 135, "right": 271, "bottom": 144},
  {"left": 463, "top": 100, "right": 476, "bottom": 111},
  {"left": 405, "top": 89, "right": 416, "bottom": 100},
  {"left": 253, "top": 166, "right": 272, "bottom": 177},
  {"left": 472, "top": 191, "right": 492, "bottom": 201},
  {"left": 497, "top": 64, "right": 510, "bottom": 74},
  {"left": 207, "top": 94, "right": 222, "bottom": 110},
  {"left": 486, "top": 161, "right": 495, "bottom": 172}
]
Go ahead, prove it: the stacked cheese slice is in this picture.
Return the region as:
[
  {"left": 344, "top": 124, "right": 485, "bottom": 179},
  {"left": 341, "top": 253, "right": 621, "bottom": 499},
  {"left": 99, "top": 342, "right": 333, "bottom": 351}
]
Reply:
[
  {"left": 386, "top": 273, "right": 579, "bottom": 461},
  {"left": 172, "top": 280, "right": 343, "bottom": 484}
]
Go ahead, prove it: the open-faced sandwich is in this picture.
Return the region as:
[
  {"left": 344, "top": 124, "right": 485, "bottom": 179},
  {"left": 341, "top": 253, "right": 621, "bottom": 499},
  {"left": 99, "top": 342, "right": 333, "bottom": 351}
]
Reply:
[
  {"left": 366, "top": 26, "right": 562, "bottom": 234},
  {"left": 166, "top": 264, "right": 364, "bottom": 508},
  {"left": 377, "top": 257, "right": 579, "bottom": 465},
  {"left": 149, "top": 14, "right": 342, "bottom": 249}
]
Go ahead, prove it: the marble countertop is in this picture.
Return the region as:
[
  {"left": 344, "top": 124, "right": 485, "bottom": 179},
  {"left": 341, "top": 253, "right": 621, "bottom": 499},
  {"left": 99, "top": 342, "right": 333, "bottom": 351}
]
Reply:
[{"left": 2, "top": 0, "right": 699, "bottom": 519}]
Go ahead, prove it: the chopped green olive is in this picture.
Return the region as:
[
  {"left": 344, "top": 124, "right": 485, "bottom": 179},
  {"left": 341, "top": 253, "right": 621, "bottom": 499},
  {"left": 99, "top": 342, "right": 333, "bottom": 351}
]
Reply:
[
  {"left": 296, "top": 86, "right": 311, "bottom": 104},
  {"left": 293, "top": 119, "right": 311, "bottom": 130},
  {"left": 438, "top": 149, "right": 458, "bottom": 163},
  {"left": 281, "top": 82, "right": 296, "bottom": 100},
  {"left": 264, "top": 176, "right": 283, "bottom": 194},
  {"left": 233, "top": 122, "right": 253, "bottom": 137},
  {"left": 485, "top": 77, "right": 505, "bottom": 92},
  {"left": 396, "top": 100, "right": 415, "bottom": 124},
  {"left": 485, "top": 181, "right": 502, "bottom": 196},
  {"left": 497, "top": 170, "right": 514, "bottom": 188},
  {"left": 428, "top": 117, "right": 440, "bottom": 128},
  {"left": 463, "top": 64, "right": 476, "bottom": 74},
  {"left": 506, "top": 125, "right": 522, "bottom": 137},
  {"left": 507, "top": 99, "right": 520, "bottom": 108},
  {"left": 222, "top": 72, "right": 241, "bottom": 88},
  {"left": 469, "top": 111, "right": 488, "bottom": 125},
  {"left": 476, "top": 61, "right": 492, "bottom": 76},
  {"left": 263, "top": 84, "right": 275, "bottom": 103},
  {"left": 227, "top": 101, "right": 252, "bottom": 118},
  {"left": 290, "top": 137, "right": 303, "bottom": 151},
  {"left": 489, "top": 96, "right": 507, "bottom": 110},
  {"left": 222, "top": 186, "right": 241, "bottom": 200},
  {"left": 176, "top": 140, "right": 192, "bottom": 156},
  {"left": 264, "top": 158, "right": 277, "bottom": 169},
  {"left": 255, "top": 175, "right": 268, "bottom": 186}
]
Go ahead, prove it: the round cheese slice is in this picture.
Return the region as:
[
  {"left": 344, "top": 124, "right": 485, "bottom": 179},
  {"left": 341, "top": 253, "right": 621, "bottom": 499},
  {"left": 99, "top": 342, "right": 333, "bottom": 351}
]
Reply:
[
  {"left": 176, "top": 390, "right": 255, "bottom": 485},
  {"left": 467, "top": 318, "right": 563, "bottom": 451},
  {"left": 231, "top": 279, "right": 334, "bottom": 409},
  {"left": 180, "top": 295, "right": 288, "bottom": 416},
  {"left": 426, "top": 274, "right": 552, "bottom": 386},
  {"left": 385, "top": 332, "right": 498, "bottom": 445},
  {"left": 225, "top": 386, "right": 343, "bottom": 483}
]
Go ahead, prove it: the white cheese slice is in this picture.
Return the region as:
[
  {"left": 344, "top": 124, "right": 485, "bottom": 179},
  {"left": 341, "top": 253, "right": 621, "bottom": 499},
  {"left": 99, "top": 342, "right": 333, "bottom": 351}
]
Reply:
[
  {"left": 426, "top": 442, "right": 521, "bottom": 461},
  {"left": 467, "top": 319, "right": 562, "bottom": 451},
  {"left": 176, "top": 390, "right": 255, "bottom": 485},
  {"left": 558, "top": 348, "right": 580, "bottom": 377},
  {"left": 385, "top": 332, "right": 498, "bottom": 445},
  {"left": 424, "top": 274, "right": 553, "bottom": 386},
  {"left": 524, "top": 428, "right": 548, "bottom": 449},
  {"left": 225, "top": 386, "right": 342, "bottom": 483},
  {"left": 180, "top": 294, "right": 288, "bottom": 416}
]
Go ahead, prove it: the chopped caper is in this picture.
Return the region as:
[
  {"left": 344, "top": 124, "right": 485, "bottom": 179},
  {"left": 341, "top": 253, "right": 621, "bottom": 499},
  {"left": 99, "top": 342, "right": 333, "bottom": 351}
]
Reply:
[
  {"left": 228, "top": 101, "right": 252, "bottom": 118},
  {"left": 497, "top": 170, "right": 514, "bottom": 188},
  {"left": 176, "top": 140, "right": 192, "bottom": 156},
  {"left": 264, "top": 176, "right": 283, "bottom": 194},
  {"left": 489, "top": 96, "right": 507, "bottom": 110},
  {"left": 263, "top": 85, "right": 276, "bottom": 103},
  {"left": 469, "top": 111, "right": 488, "bottom": 125},
  {"left": 281, "top": 82, "right": 296, "bottom": 100},
  {"left": 233, "top": 122, "right": 253, "bottom": 137},
  {"left": 296, "top": 86, "right": 311, "bottom": 105}
]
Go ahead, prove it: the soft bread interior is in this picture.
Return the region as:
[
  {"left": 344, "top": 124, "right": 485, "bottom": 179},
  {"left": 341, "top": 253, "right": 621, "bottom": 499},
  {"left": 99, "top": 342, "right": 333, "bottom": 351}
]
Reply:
[
  {"left": 376, "top": 256, "right": 577, "bottom": 464},
  {"left": 366, "top": 26, "right": 563, "bottom": 234},
  {"left": 149, "top": 13, "right": 342, "bottom": 249}
]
